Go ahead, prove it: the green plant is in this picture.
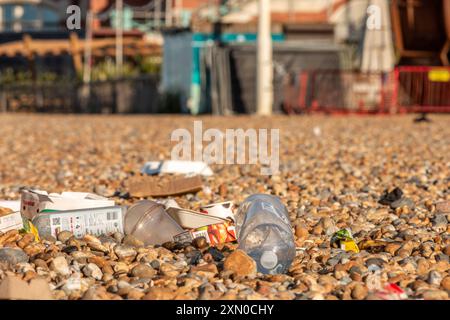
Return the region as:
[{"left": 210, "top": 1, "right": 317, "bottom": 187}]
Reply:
[
  {"left": 90, "top": 57, "right": 139, "bottom": 81},
  {"left": 136, "top": 55, "right": 162, "bottom": 75}
]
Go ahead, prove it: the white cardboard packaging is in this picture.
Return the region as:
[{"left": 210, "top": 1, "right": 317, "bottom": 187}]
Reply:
[
  {"left": 21, "top": 189, "right": 115, "bottom": 220},
  {"left": 166, "top": 207, "right": 227, "bottom": 229},
  {"left": 141, "top": 160, "right": 213, "bottom": 176},
  {"left": 32, "top": 206, "right": 126, "bottom": 238},
  {"left": 0, "top": 211, "right": 23, "bottom": 233},
  {"left": 0, "top": 200, "right": 21, "bottom": 213}
]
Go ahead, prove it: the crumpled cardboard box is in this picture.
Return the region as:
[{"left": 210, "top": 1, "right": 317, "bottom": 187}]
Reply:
[
  {"left": 0, "top": 275, "right": 53, "bottom": 300},
  {"left": 21, "top": 189, "right": 114, "bottom": 220}
]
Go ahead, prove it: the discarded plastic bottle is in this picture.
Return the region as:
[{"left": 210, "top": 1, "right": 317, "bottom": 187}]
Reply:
[{"left": 235, "top": 194, "right": 296, "bottom": 274}]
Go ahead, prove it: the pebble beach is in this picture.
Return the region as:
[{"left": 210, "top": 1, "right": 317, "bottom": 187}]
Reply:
[{"left": 0, "top": 114, "right": 449, "bottom": 300}]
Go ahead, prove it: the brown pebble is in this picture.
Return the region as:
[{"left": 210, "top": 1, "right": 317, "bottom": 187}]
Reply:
[
  {"left": 295, "top": 225, "right": 309, "bottom": 240},
  {"left": 190, "top": 263, "right": 218, "bottom": 279},
  {"left": 351, "top": 284, "right": 368, "bottom": 300},
  {"left": 223, "top": 250, "right": 257, "bottom": 278},
  {"left": 422, "top": 290, "right": 449, "bottom": 300},
  {"left": 143, "top": 287, "right": 176, "bottom": 300},
  {"left": 33, "top": 258, "right": 48, "bottom": 270},
  {"left": 441, "top": 276, "right": 450, "bottom": 290},
  {"left": 192, "top": 237, "right": 208, "bottom": 249},
  {"left": 385, "top": 243, "right": 401, "bottom": 255},
  {"left": 443, "top": 245, "right": 450, "bottom": 256},
  {"left": 435, "top": 201, "right": 450, "bottom": 213},
  {"left": 17, "top": 233, "right": 35, "bottom": 249}
]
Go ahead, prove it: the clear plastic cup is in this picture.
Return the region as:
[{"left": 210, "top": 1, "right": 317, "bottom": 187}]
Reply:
[{"left": 124, "top": 200, "right": 184, "bottom": 245}]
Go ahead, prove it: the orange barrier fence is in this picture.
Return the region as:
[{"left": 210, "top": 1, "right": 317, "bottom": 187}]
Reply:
[
  {"left": 283, "top": 67, "right": 450, "bottom": 114},
  {"left": 394, "top": 66, "right": 450, "bottom": 113}
]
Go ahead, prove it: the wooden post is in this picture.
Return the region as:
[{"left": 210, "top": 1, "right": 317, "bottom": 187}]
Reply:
[
  {"left": 69, "top": 32, "right": 83, "bottom": 76},
  {"left": 23, "top": 34, "right": 36, "bottom": 81}
]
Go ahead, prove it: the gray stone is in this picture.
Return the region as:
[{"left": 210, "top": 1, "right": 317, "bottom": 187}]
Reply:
[
  {"left": 432, "top": 214, "right": 448, "bottom": 232},
  {"left": 365, "top": 258, "right": 386, "bottom": 268},
  {"left": 50, "top": 256, "right": 71, "bottom": 277},
  {"left": 114, "top": 245, "right": 137, "bottom": 262},
  {"left": 427, "top": 270, "right": 443, "bottom": 286},
  {"left": 131, "top": 264, "right": 156, "bottom": 278},
  {"left": 390, "top": 198, "right": 415, "bottom": 210},
  {"left": 57, "top": 231, "right": 73, "bottom": 243},
  {"left": 83, "top": 263, "right": 103, "bottom": 280},
  {"left": 0, "top": 248, "right": 29, "bottom": 265}
]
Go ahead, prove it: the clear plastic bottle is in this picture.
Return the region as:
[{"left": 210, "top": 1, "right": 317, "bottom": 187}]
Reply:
[{"left": 235, "top": 194, "right": 296, "bottom": 274}]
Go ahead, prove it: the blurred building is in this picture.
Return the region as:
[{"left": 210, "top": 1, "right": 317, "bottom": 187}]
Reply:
[
  {"left": 0, "top": 0, "right": 88, "bottom": 42},
  {"left": 1, "top": 0, "right": 449, "bottom": 114}
]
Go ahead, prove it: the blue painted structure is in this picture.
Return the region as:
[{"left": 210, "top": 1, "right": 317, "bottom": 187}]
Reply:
[{"left": 162, "top": 30, "right": 284, "bottom": 114}]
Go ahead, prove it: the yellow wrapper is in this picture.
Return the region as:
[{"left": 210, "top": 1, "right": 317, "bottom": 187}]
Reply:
[
  {"left": 21, "top": 219, "right": 40, "bottom": 242},
  {"left": 341, "top": 240, "right": 360, "bottom": 253},
  {"left": 28, "top": 221, "right": 40, "bottom": 242}
]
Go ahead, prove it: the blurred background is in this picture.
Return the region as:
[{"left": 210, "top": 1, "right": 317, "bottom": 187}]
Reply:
[{"left": 0, "top": 0, "right": 449, "bottom": 115}]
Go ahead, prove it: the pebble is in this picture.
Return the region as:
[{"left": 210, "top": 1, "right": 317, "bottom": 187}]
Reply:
[
  {"left": 432, "top": 214, "right": 448, "bottom": 233},
  {"left": 422, "top": 290, "right": 449, "bottom": 300},
  {"left": 223, "top": 250, "right": 257, "bottom": 278},
  {"left": 57, "top": 231, "right": 73, "bottom": 244},
  {"left": 131, "top": 264, "right": 156, "bottom": 278},
  {"left": 192, "top": 237, "right": 209, "bottom": 249},
  {"left": 435, "top": 201, "right": 450, "bottom": 213},
  {"left": 1, "top": 115, "right": 449, "bottom": 300},
  {"left": 390, "top": 198, "right": 415, "bottom": 210},
  {"left": 441, "top": 276, "right": 450, "bottom": 290},
  {"left": 427, "top": 271, "right": 443, "bottom": 286},
  {"left": 17, "top": 233, "right": 35, "bottom": 249},
  {"left": 83, "top": 263, "right": 103, "bottom": 280},
  {"left": 295, "top": 225, "right": 309, "bottom": 241},
  {"left": 190, "top": 263, "right": 218, "bottom": 279},
  {"left": 384, "top": 243, "right": 401, "bottom": 255},
  {"left": 114, "top": 245, "right": 137, "bottom": 263},
  {"left": 150, "top": 260, "right": 160, "bottom": 270},
  {"left": 205, "top": 247, "right": 225, "bottom": 262},
  {"left": 365, "top": 258, "right": 386, "bottom": 268},
  {"left": 50, "top": 256, "right": 71, "bottom": 277},
  {"left": 0, "top": 248, "right": 29, "bottom": 265},
  {"left": 123, "top": 235, "right": 144, "bottom": 248},
  {"left": 160, "top": 263, "right": 180, "bottom": 277},
  {"left": 143, "top": 287, "right": 176, "bottom": 300},
  {"left": 351, "top": 284, "right": 368, "bottom": 300}
]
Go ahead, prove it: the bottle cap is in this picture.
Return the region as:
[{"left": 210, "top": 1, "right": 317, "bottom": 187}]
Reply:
[{"left": 260, "top": 251, "right": 278, "bottom": 269}]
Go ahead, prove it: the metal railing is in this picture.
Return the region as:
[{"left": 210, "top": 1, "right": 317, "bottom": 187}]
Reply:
[
  {"left": 393, "top": 66, "right": 450, "bottom": 113},
  {"left": 0, "top": 75, "right": 160, "bottom": 114},
  {"left": 284, "top": 68, "right": 450, "bottom": 115}
]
